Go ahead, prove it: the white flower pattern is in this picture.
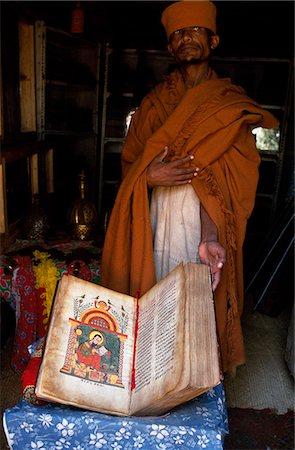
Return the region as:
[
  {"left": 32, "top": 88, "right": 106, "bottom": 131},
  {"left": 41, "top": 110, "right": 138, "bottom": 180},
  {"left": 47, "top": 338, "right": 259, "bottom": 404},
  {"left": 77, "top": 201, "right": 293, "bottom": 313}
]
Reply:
[
  {"left": 173, "top": 434, "right": 185, "bottom": 444},
  {"left": 55, "top": 437, "right": 71, "bottom": 449},
  {"left": 197, "top": 429, "right": 211, "bottom": 448},
  {"left": 3, "top": 384, "right": 228, "bottom": 450},
  {"left": 133, "top": 435, "right": 145, "bottom": 448},
  {"left": 30, "top": 441, "right": 45, "bottom": 449},
  {"left": 150, "top": 424, "right": 170, "bottom": 440},
  {"left": 38, "top": 413, "right": 54, "bottom": 428},
  {"left": 20, "top": 421, "right": 33, "bottom": 432},
  {"left": 56, "top": 418, "right": 75, "bottom": 436},
  {"left": 111, "top": 442, "right": 122, "bottom": 449},
  {"left": 89, "top": 432, "right": 108, "bottom": 448}
]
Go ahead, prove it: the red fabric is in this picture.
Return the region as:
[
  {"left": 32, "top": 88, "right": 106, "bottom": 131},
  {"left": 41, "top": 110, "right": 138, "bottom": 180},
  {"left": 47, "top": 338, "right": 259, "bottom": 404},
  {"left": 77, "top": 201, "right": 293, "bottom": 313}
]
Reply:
[
  {"left": 12, "top": 256, "right": 38, "bottom": 374},
  {"left": 21, "top": 338, "right": 47, "bottom": 405}
]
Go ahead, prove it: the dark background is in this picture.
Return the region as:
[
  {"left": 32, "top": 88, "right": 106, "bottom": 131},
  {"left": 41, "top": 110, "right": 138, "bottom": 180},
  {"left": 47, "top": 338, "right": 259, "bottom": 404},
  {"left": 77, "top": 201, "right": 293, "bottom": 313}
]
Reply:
[
  {"left": 6, "top": 1, "right": 294, "bottom": 58},
  {"left": 1, "top": 1, "right": 294, "bottom": 268}
]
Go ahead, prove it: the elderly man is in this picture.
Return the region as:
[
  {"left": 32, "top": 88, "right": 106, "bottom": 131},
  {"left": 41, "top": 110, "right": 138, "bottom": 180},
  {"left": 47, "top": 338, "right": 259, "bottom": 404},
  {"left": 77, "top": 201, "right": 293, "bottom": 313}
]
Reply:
[{"left": 101, "top": 1, "right": 278, "bottom": 374}]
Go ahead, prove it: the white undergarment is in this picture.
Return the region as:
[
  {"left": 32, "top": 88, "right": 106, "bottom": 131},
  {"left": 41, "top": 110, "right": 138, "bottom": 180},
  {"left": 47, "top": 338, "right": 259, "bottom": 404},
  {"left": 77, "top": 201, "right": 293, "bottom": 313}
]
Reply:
[{"left": 150, "top": 184, "right": 201, "bottom": 281}]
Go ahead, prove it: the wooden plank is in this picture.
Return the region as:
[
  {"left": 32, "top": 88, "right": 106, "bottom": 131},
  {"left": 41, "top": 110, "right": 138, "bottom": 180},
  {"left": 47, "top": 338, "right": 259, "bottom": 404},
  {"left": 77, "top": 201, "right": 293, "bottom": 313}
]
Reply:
[
  {"left": 0, "top": 162, "right": 7, "bottom": 234},
  {"left": 46, "top": 148, "right": 54, "bottom": 193},
  {"left": 19, "top": 20, "right": 36, "bottom": 132},
  {"left": 0, "top": 141, "right": 46, "bottom": 163},
  {"left": 0, "top": 53, "right": 3, "bottom": 138},
  {"left": 30, "top": 153, "right": 39, "bottom": 196}
]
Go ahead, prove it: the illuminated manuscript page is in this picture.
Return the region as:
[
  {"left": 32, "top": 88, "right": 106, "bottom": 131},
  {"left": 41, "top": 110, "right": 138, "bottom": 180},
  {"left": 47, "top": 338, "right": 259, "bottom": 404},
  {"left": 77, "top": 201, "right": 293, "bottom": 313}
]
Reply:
[{"left": 36, "top": 275, "right": 136, "bottom": 416}]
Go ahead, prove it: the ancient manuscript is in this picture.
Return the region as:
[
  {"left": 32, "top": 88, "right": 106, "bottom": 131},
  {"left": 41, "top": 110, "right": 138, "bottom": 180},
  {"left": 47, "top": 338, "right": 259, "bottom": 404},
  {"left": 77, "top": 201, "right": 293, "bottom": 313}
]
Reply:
[{"left": 35, "top": 262, "right": 222, "bottom": 416}]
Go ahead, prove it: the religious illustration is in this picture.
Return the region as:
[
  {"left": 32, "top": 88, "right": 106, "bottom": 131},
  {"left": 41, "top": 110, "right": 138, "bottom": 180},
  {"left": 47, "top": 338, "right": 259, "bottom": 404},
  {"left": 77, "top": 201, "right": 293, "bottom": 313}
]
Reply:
[{"left": 60, "top": 294, "right": 130, "bottom": 387}]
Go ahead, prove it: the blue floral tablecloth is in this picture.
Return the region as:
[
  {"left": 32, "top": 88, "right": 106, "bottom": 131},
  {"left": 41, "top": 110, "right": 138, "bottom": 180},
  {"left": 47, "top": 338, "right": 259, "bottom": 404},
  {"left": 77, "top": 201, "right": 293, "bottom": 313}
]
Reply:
[{"left": 3, "top": 384, "right": 228, "bottom": 449}]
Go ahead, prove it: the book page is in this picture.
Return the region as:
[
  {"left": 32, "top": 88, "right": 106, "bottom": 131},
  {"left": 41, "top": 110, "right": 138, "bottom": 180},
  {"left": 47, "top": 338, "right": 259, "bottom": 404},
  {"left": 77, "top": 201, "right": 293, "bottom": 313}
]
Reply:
[
  {"left": 36, "top": 275, "right": 136, "bottom": 415},
  {"left": 185, "top": 263, "right": 221, "bottom": 388},
  {"left": 130, "top": 263, "right": 221, "bottom": 416},
  {"left": 130, "top": 264, "right": 185, "bottom": 414}
]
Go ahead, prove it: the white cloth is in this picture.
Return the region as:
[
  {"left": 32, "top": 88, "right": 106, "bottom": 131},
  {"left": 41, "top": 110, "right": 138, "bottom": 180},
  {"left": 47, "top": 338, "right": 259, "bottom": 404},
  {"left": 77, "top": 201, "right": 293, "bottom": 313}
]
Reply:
[{"left": 150, "top": 184, "right": 201, "bottom": 281}]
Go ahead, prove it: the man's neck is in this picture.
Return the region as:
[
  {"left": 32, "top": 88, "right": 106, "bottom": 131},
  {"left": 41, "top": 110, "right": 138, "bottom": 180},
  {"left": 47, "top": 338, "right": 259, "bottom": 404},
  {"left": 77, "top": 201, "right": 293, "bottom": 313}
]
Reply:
[{"left": 179, "top": 60, "right": 211, "bottom": 89}]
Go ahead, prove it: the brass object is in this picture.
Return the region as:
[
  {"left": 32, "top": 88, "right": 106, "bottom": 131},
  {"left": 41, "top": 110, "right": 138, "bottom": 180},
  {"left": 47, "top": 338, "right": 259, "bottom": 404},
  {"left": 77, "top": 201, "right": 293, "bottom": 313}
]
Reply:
[
  {"left": 23, "top": 195, "right": 49, "bottom": 240},
  {"left": 69, "top": 171, "right": 99, "bottom": 241}
]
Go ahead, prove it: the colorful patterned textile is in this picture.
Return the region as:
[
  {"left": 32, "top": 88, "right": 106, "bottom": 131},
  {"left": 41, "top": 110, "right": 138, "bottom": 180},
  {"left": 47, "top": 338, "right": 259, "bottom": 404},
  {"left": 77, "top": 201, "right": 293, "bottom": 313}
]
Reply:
[
  {"left": 21, "top": 338, "right": 46, "bottom": 406},
  {"left": 3, "top": 384, "right": 228, "bottom": 450},
  {"left": 11, "top": 256, "right": 39, "bottom": 374},
  {"left": 0, "top": 240, "right": 102, "bottom": 310},
  {"left": 0, "top": 240, "right": 102, "bottom": 374}
]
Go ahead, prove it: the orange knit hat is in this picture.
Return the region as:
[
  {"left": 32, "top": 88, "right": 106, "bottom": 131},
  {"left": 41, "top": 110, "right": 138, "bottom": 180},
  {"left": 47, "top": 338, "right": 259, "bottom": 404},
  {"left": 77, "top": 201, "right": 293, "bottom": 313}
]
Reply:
[{"left": 161, "top": 1, "right": 217, "bottom": 39}]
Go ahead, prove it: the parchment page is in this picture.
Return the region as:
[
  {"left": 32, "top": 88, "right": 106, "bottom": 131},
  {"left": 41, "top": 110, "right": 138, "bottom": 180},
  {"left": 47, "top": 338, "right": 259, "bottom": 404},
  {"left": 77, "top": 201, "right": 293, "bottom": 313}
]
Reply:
[
  {"left": 130, "top": 264, "right": 185, "bottom": 414},
  {"left": 36, "top": 275, "right": 136, "bottom": 415},
  {"left": 186, "top": 263, "right": 221, "bottom": 388},
  {"left": 130, "top": 263, "right": 221, "bottom": 415}
]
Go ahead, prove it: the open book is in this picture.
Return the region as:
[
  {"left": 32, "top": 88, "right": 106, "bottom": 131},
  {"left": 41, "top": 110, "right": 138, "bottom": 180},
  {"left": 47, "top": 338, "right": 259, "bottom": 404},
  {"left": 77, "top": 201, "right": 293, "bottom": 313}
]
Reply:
[{"left": 35, "top": 262, "right": 222, "bottom": 416}]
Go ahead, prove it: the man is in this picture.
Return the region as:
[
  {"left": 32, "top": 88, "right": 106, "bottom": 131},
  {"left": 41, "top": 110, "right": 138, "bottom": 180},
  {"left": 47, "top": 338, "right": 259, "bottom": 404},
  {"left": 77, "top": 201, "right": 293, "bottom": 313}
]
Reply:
[
  {"left": 101, "top": 1, "right": 278, "bottom": 374},
  {"left": 77, "top": 332, "right": 111, "bottom": 371}
]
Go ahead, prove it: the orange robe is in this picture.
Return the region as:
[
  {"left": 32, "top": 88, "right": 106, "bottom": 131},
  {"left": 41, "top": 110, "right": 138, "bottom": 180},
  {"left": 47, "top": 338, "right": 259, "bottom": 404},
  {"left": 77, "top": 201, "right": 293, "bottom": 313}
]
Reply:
[{"left": 101, "top": 70, "right": 278, "bottom": 373}]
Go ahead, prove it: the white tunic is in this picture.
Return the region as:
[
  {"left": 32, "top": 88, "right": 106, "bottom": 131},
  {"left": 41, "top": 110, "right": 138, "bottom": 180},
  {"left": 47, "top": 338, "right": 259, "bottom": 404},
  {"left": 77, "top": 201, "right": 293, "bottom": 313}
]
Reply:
[{"left": 150, "top": 184, "right": 201, "bottom": 281}]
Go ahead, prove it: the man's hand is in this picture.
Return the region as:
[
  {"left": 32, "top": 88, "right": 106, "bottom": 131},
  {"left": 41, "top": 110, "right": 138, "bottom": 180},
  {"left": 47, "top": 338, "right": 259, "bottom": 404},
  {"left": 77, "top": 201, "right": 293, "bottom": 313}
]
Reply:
[
  {"left": 198, "top": 240, "right": 226, "bottom": 291},
  {"left": 147, "top": 146, "right": 199, "bottom": 188}
]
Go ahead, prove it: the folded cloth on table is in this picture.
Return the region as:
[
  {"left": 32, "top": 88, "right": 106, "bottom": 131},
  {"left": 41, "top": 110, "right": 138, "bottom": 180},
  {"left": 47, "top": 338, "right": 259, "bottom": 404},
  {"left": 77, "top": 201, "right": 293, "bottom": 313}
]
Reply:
[{"left": 4, "top": 383, "right": 228, "bottom": 450}]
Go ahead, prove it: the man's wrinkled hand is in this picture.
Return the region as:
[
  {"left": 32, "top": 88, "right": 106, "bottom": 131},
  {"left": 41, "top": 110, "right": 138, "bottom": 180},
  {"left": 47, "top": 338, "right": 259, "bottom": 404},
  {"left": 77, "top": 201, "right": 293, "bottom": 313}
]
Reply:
[
  {"left": 147, "top": 146, "right": 199, "bottom": 188},
  {"left": 198, "top": 240, "right": 226, "bottom": 291}
]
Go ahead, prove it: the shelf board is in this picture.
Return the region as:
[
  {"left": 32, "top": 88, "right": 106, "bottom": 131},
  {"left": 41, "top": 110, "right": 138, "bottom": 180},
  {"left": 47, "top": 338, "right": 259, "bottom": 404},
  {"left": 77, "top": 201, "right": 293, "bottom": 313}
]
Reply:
[
  {"left": 104, "top": 137, "right": 124, "bottom": 143},
  {"left": 104, "top": 138, "right": 124, "bottom": 154},
  {"left": 46, "top": 79, "right": 97, "bottom": 89},
  {"left": 259, "top": 151, "right": 280, "bottom": 160},
  {"left": 104, "top": 180, "right": 120, "bottom": 185},
  {"left": 46, "top": 25, "right": 99, "bottom": 48},
  {"left": 256, "top": 193, "right": 275, "bottom": 199},
  {"left": 106, "top": 92, "right": 134, "bottom": 98},
  {"left": 44, "top": 130, "right": 97, "bottom": 137},
  {"left": 260, "top": 104, "right": 285, "bottom": 110},
  {"left": 104, "top": 149, "right": 123, "bottom": 155}
]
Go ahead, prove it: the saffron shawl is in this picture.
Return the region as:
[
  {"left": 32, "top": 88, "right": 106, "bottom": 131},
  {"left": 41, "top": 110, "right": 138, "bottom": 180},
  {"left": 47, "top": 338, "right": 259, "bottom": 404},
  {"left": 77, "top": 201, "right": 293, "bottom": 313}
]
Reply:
[{"left": 101, "top": 70, "right": 278, "bottom": 372}]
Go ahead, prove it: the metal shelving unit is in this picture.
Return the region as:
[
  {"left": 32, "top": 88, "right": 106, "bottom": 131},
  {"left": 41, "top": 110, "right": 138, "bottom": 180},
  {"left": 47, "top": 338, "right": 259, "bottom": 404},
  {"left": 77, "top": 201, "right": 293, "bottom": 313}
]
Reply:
[{"left": 35, "top": 21, "right": 101, "bottom": 229}]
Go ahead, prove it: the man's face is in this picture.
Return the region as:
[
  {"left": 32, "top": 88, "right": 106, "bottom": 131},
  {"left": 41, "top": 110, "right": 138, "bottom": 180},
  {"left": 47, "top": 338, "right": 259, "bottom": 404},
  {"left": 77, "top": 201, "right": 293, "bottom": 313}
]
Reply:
[
  {"left": 93, "top": 335, "right": 102, "bottom": 345},
  {"left": 167, "top": 26, "right": 219, "bottom": 65}
]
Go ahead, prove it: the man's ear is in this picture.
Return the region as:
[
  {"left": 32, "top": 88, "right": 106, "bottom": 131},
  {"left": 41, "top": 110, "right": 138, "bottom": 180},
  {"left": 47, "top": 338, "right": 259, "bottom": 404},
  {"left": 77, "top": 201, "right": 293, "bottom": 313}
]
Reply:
[{"left": 210, "top": 34, "right": 220, "bottom": 50}]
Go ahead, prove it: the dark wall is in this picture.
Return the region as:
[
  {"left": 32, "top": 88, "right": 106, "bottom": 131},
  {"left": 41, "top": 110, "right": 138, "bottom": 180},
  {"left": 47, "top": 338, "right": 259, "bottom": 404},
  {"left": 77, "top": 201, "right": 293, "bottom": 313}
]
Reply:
[
  {"left": 1, "top": 1, "right": 294, "bottom": 241},
  {"left": 7, "top": 1, "right": 294, "bottom": 57}
]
